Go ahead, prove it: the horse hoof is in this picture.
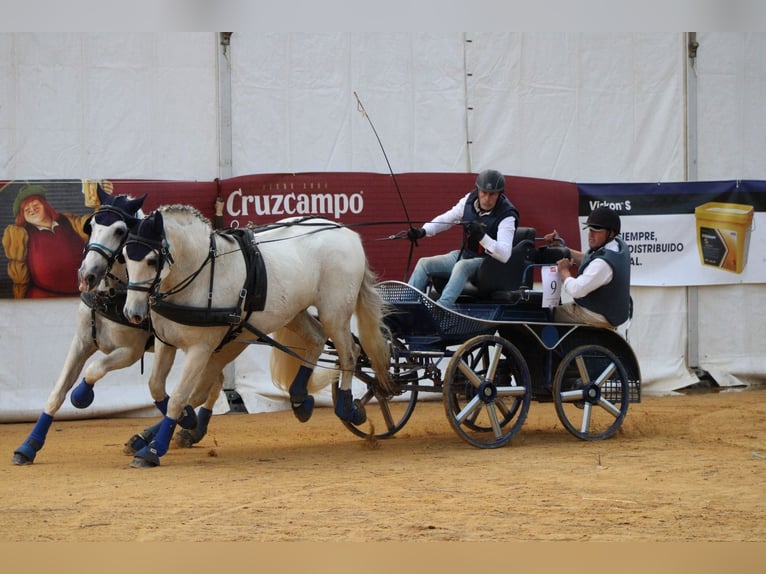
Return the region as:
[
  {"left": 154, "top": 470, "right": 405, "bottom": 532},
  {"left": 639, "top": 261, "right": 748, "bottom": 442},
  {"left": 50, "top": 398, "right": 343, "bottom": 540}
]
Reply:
[
  {"left": 130, "top": 453, "right": 160, "bottom": 468},
  {"left": 174, "top": 429, "right": 197, "bottom": 449},
  {"left": 123, "top": 433, "right": 148, "bottom": 455},
  {"left": 291, "top": 395, "right": 315, "bottom": 423},
  {"left": 348, "top": 403, "right": 367, "bottom": 426},
  {"left": 11, "top": 451, "right": 34, "bottom": 465},
  {"left": 177, "top": 405, "right": 198, "bottom": 430},
  {"left": 70, "top": 381, "right": 95, "bottom": 409},
  {"left": 334, "top": 389, "right": 367, "bottom": 425}
]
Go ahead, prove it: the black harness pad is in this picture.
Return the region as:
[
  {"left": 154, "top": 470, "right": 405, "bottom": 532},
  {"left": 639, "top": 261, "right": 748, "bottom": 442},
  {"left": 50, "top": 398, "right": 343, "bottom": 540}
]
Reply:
[
  {"left": 151, "top": 228, "right": 267, "bottom": 327},
  {"left": 222, "top": 227, "right": 267, "bottom": 313}
]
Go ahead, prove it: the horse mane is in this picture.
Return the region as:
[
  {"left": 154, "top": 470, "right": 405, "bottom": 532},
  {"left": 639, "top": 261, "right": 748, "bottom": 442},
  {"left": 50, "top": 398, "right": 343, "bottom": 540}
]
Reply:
[{"left": 156, "top": 203, "right": 212, "bottom": 229}]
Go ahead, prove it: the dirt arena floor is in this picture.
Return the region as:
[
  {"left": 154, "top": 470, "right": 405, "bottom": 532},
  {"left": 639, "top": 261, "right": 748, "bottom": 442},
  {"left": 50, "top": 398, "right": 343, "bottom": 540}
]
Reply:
[{"left": 1, "top": 388, "right": 765, "bottom": 546}]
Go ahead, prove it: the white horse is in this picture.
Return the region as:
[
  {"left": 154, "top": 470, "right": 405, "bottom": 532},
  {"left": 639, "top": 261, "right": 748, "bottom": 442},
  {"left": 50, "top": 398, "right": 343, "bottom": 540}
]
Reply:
[
  {"left": 72, "top": 186, "right": 223, "bottom": 454},
  {"left": 122, "top": 205, "right": 392, "bottom": 467},
  {"left": 11, "top": 188, "right": 151, "bottom": 465}
]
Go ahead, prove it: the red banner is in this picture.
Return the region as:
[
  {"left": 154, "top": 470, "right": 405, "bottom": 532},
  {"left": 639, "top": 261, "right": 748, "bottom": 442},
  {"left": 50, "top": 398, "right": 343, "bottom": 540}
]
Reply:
[
  {"left": 216, "top": 173, "right": 579, "bottom": 281},
  {"left": 0, "top": 174, "right": 578, "bottom": 298}
]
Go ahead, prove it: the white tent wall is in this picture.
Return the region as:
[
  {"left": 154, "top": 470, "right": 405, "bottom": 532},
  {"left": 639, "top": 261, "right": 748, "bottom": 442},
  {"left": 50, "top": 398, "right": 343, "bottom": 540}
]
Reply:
[
  {"left": 693, "top": 33, "right": 766, "bottom": 389},
  {"left": 1, "top": 32, "right": 764, "bottom": 422}
]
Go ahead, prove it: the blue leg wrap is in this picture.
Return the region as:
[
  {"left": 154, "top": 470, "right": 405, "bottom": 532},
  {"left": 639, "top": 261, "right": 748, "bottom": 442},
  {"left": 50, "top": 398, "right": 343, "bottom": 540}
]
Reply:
[
  {"left": 154, "top": 396, "right": 169, "bottom": 415},
  {"left": 125, "top": 420, "right": 162, "bottom": 453},
  {"left": 14, "top": 412, "right": 54, "bottom": 462},
  {"left": 175, "top": 406, "right": 213, "bottom": 448},
  {"left": 70, "top": 378, "right": 95, "bottom": 408},
  {"left": 289, "top": 365, "right": 315, "bottom": 422},
  {"left": 196, "top": 407, "right": 213, "bottom": 436},
  {"left": 334, "top": 388, "right": 366, "bottom": 425},
  {"left": 136, "top": 416, "right": 176, "bottom": 461},
  {"left": 178, "top": 405, "right": 198, "bottom": 430}
]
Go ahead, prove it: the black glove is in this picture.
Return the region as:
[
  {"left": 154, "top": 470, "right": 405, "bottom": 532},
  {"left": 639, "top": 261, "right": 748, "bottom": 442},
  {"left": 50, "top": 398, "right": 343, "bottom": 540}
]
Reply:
[
  {"left": 466, "top": 221, "right": 485, "bottom": 242},
  {"left": 407, "top": 227, "right": 426, "bottom": 241}
]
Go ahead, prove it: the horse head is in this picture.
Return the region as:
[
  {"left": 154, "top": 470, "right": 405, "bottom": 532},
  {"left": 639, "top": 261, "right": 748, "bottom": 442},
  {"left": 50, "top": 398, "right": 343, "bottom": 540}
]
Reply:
[
  {"left": 78, "top": 184, "right": 147, "bottom": 293},
  {"left": 122, "top": 210, "right": 172, "bottom": 325}
]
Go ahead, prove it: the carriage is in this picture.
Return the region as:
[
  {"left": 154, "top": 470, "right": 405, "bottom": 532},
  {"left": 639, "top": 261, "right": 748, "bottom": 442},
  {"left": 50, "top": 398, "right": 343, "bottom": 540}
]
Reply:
[{"left": 325, "top": 228, "right": 641, "bottom": 449}]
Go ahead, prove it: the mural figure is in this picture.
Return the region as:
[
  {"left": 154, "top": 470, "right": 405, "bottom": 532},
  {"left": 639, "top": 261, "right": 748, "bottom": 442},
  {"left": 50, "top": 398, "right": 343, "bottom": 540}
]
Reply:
[{"left": 2, "top": 184, "right": 92, "bottom": 299}]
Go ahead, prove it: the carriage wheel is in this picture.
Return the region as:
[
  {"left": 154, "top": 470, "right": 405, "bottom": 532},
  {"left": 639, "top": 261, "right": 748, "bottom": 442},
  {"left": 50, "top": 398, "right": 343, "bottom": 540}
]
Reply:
[
  {"left": 552, "top": 344, "right": 630, "bottom": 441},
  {"left": 443, "top": 334, "right": 531, "bottom": 449},
  {"left": 331, "top": 335, "right": 418, "bottom": 440}
]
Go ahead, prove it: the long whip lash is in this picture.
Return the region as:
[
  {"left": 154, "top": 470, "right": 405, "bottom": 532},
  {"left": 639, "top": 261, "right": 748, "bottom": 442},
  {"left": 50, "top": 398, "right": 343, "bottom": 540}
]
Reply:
[{"left": 354, "top": 91, "right": 417, "bottom": 280}]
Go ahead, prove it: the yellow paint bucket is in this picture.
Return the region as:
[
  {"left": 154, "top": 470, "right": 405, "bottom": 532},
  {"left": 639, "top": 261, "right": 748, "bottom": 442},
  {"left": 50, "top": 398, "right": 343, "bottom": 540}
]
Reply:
[{"left": 695, "top": 202, "right": 754, "bottom": 274}]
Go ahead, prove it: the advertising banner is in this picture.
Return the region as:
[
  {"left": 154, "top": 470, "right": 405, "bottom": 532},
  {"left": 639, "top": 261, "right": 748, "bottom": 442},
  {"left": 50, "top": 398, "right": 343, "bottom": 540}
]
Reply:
[
  {"left": 0, "top": 173, "right": 593, "bottom": 298},
  {"left": 577, "top": 180, "right": 766, "bottom": 287},
  {"left": 0, "top": 179, "right": 217, "bottom": 300},
  {"left": 216, "top": 172, "right": 580, "bottom": 283}
]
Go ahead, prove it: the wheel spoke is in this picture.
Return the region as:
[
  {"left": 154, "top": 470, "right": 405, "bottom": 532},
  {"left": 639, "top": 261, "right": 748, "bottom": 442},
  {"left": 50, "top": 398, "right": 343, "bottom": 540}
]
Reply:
[
  {"left": 455, "top": 395, "right": 483, "bottom": 424},
  {"left": 580, "top": 403, "right": 593, "bottom": 433},
  {"left": 594, "top": 362, "right": 618, "bottom": 387},
  {"left": 597, "top": 396, "right": 622, "bottom": 417},
  {"left": 486, "top": 403, "right": 503, "bottom": 438},
  {"left": 559, "top": 389, "right": 584, "bottom": 403},
  {"left": 456, "top": 358, "right": 483, "bottom": 388},
  {"left": 486, "top": 342, "right": 503, "bottom": 380}
]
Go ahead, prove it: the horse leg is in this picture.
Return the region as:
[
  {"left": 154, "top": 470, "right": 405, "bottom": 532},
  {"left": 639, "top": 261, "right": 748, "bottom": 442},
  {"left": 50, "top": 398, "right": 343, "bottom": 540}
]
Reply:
[
  {"left": 123, "top": 340, "right": 195, "bottom": 453},
  {"left": 334, "top": 264, "right": 393, "bottom": 424},
  {"left": 71, "top": 339, "right": 147, "bottom": 409},
  {"left": 145, "top": 341, "right": 195, "bottom": 428},
  {"left": 276, "top": 313, "right": 327, "bottom": 422},
  {"left": 173, "top": 343, "right": 248, "bottom": 448},
  {"left": 13, "top": 314, "right": 96, "bottom": 464},
  {"left": 130, "top": 346, "right": 214, "bottom": 468},
  {"left": 326, "top": 319, "right": 366, "bottom": 425},
  {"left": 174, "top": 356, "right": 230, "bottom": 448},
  {"left": 173, "top": 375, "right": 220, "bottom": 448}
]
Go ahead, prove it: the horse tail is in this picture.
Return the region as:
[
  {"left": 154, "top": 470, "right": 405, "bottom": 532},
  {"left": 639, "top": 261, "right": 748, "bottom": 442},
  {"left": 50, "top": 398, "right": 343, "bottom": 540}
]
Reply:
[{"left": 353, "top": 263, "right": 393, "bottom": 392}]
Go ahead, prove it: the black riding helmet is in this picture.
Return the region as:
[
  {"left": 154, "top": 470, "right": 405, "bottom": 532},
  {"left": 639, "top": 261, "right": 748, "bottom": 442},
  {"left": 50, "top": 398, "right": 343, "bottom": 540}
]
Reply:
[
  {"left": 475, "top": 169, "right": 505, "bottom": 193},
  {"left": 583, "top": 206, "right": 621, "bottom": 234}
]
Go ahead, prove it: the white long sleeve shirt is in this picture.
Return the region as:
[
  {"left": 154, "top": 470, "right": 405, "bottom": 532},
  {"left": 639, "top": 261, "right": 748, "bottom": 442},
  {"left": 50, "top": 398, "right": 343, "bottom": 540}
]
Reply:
[
  {"left": 421, "top": 193, "right": 517, "bottom": 263},
  {"left": 561, "top": 240, "right": 618, "bottom": 300}
]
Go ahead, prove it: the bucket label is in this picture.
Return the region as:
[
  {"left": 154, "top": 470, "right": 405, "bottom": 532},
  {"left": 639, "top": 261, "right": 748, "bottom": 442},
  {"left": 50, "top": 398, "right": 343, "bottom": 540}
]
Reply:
[{"left": 699, "top": 226, "right": 738, "bottom": 271}]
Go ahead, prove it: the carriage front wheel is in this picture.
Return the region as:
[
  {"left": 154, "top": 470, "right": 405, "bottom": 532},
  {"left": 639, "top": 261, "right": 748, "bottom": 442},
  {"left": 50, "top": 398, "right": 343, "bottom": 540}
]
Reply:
[
  {"left": 552, "top": 344, "right": 630, "bottom": 441},
  {"left": 443, "top": 334, "right": 531, "bottom": 449}
]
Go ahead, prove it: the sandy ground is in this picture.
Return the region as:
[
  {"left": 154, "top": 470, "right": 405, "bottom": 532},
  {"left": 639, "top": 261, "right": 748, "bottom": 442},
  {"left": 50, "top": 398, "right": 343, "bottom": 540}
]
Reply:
[{"left": 1, "top": 388, "right": 765, "bottom": 544}]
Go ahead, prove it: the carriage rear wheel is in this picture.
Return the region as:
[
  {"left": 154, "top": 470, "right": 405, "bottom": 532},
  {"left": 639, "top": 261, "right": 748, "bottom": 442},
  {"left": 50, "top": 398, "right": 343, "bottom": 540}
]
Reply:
[
  {"left": 443, "top": 334, "right": 531, "bottom": 449},
  {"left": 552, "top": 344, "right": 630, "bottom": 441},
  {"left": 330, "top": 334, "right": 418, "bottom": 440}
]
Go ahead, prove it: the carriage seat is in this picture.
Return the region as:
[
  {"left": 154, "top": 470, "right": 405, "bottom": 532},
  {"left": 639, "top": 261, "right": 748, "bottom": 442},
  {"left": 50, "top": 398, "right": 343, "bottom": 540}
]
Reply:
[
  {"left": 429, "top": 227, "right": 572, "bottom": 304},
  {"left": 429, "top": 227, "right": 536, "bottom": 301}
]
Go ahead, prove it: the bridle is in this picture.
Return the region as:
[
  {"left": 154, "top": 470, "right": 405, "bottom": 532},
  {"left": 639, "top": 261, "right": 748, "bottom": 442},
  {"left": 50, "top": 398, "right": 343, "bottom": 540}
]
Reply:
[
  {"left": 124, "top": 223, "right": 175, "bottom": 297},
  {"left": 83, "top": 205, "right": 137, "bottom": 288}
]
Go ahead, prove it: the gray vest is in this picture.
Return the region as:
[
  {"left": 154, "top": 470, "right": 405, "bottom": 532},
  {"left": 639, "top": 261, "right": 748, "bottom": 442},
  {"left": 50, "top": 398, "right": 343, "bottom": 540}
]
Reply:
[{"left": 575, "top": 236, "right": 631, "bottom": 326}]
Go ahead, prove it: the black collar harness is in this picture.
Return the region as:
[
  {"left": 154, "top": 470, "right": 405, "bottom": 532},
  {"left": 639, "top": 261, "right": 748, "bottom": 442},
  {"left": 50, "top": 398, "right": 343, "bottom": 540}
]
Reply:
[{"left": 126, "top": 225, "right": 268, "bottom": 352}]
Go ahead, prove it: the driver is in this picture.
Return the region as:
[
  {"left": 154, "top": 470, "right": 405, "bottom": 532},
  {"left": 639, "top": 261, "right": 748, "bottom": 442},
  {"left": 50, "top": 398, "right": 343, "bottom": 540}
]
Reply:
[{"left": 401, "top": 169, "right": 519, "bottom": 310}]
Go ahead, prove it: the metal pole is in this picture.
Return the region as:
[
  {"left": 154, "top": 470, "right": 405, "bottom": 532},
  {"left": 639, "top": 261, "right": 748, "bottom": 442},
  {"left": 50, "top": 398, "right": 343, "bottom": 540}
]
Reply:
[{"left": 685, "top": 32, "right": 700, "bottom": 373}]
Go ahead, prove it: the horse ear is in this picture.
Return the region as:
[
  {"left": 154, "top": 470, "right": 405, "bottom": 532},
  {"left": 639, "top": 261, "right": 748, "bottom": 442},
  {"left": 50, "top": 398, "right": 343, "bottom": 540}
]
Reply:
[
  {"left": 126, "top": 194, "right": 147, "bottom": 215},
  {"left": 152, "top": 211, "right": 164, "bottom": 235},
  {"left": 96, "top": 183, "right": 111, "bottom": 205}
]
